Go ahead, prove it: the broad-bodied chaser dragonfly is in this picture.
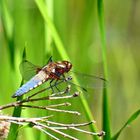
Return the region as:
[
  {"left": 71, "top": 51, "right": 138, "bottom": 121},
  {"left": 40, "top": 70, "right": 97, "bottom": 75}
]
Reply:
[{"left": 12, "top": 57, "right": 106, "bottom": 98}]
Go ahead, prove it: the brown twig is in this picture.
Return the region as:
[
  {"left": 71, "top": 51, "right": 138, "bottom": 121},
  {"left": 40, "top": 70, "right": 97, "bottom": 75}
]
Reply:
[
  {"left": 20, "top": 104, "right": 80, "bottom": 115},
  {"left": 0, "top": 115, "right": 53, "bottom": 122},
  {"left": 0, "top": 114, "right": 104, "bottom": 140},
  {"left": 0, "top": 88, "right": 79, "bottom": 110},
  {"left": 46, "top": 120, "right": 96, "bottom": 127}
]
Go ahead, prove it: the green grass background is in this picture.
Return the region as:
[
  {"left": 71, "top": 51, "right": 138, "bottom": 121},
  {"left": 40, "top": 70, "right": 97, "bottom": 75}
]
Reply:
[{"left": 0, "top": 0, "right": 140, "bottom": 140}]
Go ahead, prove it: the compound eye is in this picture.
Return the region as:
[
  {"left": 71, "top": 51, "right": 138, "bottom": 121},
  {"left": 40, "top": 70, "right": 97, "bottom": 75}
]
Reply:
[{"left": 67, "top": 62, "right": 72, "bottom": 69}]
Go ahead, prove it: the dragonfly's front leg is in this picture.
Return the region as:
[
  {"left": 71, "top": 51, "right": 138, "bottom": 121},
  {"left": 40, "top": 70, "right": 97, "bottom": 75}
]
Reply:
[
  {"left": 49, "top": 74, "right": 70, "bottom": 94},
  {"left": 54, "top": 80, "right": 61, "bottom": 92},
  {"left": 50, "top": 79, "right": 61, "bottom": 93},
  {"left": 50, "top": 79, "right": 54, "bottom": 93},
  {"left": 53, "top": 74, "right": 67, "bottom": 92}
]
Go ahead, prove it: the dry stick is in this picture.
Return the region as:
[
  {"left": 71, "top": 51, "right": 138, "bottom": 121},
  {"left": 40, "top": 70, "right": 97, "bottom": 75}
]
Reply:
[
  {"left": 20, "top": 102, "right": 71, "bottom": 110},
  {"left": 26, "top": 92, "right": 79, "bottom": 102},
  {"left": 20, "top": 104, "right": 80, "bottom": 115},
  {"left": 46, "top": 121, "right": 105, "bottom": 136},
  {"left": 41, "top": 107, "right": 80, "bottom": 115},
  {"left": 0, "top": 90, "right": 79, "bottom": 110},
  {"left": 0, "top": 115, "right": 53, "bottom": 122},
  {"left": 0, "top": 101, "right": 20, "bottom": 110},
  {"left": 0, "top": 117, "right": 60, "bottom": 140},
  {"left": 69, "top": 127, "right": 105, "bottom": 137},
  {"left": 45, "top": 102, "right": 71, "bottom": 108},
  {"left": 46, "top": 120, "right": 96, "bottom": 127},
  {"left": 0, "top": 118, "right": 60, "bottom": 140},
  {"left": 49, "top": 126, "right": 105, "bottom": 137},
  {"left": 0, "top": 115, "right": 104, "bottom": 139},
  {"left": 34, "top": 122, "right": 79, "bottom": 140},
  {"left": 7, "top": 119, "right": 77, "bottom": 140},
  {"left": 0, "top": 116, "right": 95, "bottom": 128},
  {"left": 34, "top": 125, "right": 60, "bottom": 140}
]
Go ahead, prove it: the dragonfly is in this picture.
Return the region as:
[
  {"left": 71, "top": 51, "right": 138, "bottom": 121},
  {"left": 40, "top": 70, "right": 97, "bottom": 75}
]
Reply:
[{"left": 12, "top": 57, "right": 106, "bottom": 98}]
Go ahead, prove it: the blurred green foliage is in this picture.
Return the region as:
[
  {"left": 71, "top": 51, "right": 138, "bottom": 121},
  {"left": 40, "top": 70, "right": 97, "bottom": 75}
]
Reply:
[{"left": 0, "top": 0, "right": 140, "bottom": 140}]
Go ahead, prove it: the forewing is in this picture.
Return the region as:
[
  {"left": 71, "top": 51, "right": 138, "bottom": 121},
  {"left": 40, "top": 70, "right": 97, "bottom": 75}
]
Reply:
[
  {"left": 20, "top": 60, "right": 41, "bottom": 81},
  {"left": 66, "top": 71, "right": 107, "bottom": 90}
]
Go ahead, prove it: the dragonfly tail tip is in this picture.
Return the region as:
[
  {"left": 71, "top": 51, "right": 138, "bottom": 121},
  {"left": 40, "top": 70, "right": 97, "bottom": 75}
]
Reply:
[{"left": 11, "top": 94, "right": 17, "bottom": 98}]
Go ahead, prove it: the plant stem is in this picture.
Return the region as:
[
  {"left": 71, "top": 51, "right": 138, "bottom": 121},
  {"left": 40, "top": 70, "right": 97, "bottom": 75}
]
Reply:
[{"left": 97, "top": 0, "right": 111, "bottom": 140}]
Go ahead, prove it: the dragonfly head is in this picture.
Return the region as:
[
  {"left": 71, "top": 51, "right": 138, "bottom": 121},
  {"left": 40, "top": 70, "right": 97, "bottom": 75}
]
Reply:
[
  {"left": 57, "top": 61, "right": 72, "bottom": 73},
  {"left": 64, "top": 61, "right": 72, "bottom": 72}
]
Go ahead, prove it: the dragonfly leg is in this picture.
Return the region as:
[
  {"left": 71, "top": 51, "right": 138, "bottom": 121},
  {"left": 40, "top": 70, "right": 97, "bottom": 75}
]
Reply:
[
  {"left": 50, "top": 79, "right": 54, "bottom": 93},
  {"left": 54, "top": 80, "right": 61, "bottom": 92},
  {"left": 62, "top": 74, "right": 65, "bottom": 79},
  {"left": 50, "top": 79, "right": 61, "bottom": 93}
]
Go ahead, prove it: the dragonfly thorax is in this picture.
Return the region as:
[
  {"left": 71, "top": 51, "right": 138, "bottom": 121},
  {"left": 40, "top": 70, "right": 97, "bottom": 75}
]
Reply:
[{"left": 42, "top": 61, "right": 72, "bottom": 79}]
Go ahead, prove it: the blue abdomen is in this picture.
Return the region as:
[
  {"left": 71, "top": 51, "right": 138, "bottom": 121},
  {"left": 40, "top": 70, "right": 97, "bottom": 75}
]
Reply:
[{"left": 12, "top": 71, "right": 47, "bottom": 98}]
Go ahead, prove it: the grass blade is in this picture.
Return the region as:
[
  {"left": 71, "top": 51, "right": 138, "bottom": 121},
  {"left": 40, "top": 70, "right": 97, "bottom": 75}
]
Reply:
[
  {"left": 44, "top": 0, "right": 54, "bottom": 60},
  {"left": 0, "top": 0, "right": 15, "bottom": 70},
  {"left": 111, "top": 109, "right": 140, "bottom": 140},
  {"left": 97, "top": 0, "right": 110, "bottom": 139},
  {"left": 7, "top": 48, "right": 26, "bottom": 140},
  {"left": 7, "top": 84, "right": 23, "bottom": 140},
  {"left": 35, "top": 0, "right": 68, "bottom": 60}
]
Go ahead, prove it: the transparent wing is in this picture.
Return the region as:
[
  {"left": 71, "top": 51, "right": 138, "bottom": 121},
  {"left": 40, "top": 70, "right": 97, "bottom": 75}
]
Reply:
[
  {"left": 65, "top": 71, "right": 107, "bottom": 90},
  {"left": 20, "top": 60, "right": 41, "bottom": 81}
]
